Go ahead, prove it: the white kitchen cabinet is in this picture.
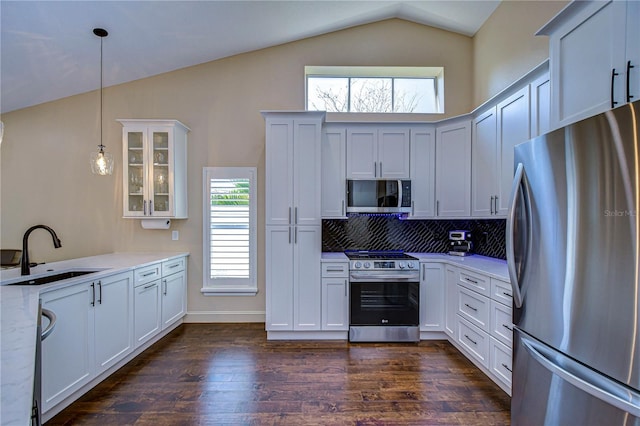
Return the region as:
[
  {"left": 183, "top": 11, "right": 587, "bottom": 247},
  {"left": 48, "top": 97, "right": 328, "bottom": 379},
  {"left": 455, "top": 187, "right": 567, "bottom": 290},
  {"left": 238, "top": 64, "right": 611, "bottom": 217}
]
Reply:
[
  {"left": 490, "top": 337, "right": 513, "bottom": 392},
  {"left": 41, "top": 282, "right": 95, "bottom": 413},
  {"left": 265, "top": 225, "right": 322, "bottom": 331},
  {"left": 321, "top": 261, "right": 349, "bottom": 331},
  {"left": 496, "top": 86, "right": 530, "bottom": 215},
  {"left": 457, "top": 316, "right": 490, "bottom": 369},
  {"left": 161, "top": 258, "right": 187, "bottom": 330},
  {"left": 444, "top": 265, "right": 458, "bottom": 338},
  {"left": 134, "top": 278, "right": 162, "bottom": 348},
  {"left": 490, "top": 300, "right": 513, "bottom": 347},
  {"left": 321, "top": 125, "right": 347, "bottom": 218},
  {"left": 539, "top": 0, "right": 631, "bottom": 129},
  {"left": 346, "top": 126, "right": 410, "bottom": 179},
  {"left": 435, "top": 119, "right": 471, "bottom": 217},
  {"left": 119, "top": 119, "right": 189, "bottom": 219},
  {"left": 627, "top": 1, "right": 640, "bottom": 105},
  {"left": 530, "top": 72, "right": 551, "bottom": 138},
  {"left": 41, "top": 271, "right": 134, "bottom": 413},
  {"left": 471, "top": 107, "right": 498, "bottom": 217},
  {"left": 409, "top": 126, "right": 436, "bottom": 218},
  {"left": 264, "top": 112, "right": 324, "bottom": 226},
  {"left": 419, "top": 262, "right": 445, "bottom": 332}
]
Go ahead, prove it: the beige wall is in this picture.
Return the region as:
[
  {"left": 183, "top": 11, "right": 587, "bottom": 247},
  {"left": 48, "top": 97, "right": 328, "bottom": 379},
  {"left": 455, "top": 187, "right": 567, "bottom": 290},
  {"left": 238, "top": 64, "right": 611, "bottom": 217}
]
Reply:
[
  {"left": 472, "top": 0, "right": 568, "bottom": 108},
  {"left": 0, "top": 19, "right": 473, "bottom": 321}
]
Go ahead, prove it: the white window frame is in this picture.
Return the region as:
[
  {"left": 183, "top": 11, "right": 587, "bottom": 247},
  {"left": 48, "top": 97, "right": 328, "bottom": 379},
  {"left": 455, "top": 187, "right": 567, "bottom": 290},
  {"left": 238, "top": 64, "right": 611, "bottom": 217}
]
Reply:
[
  {"left": 202, "top": 167, "right": 257, "bottom": 296},
  {"left": 305, "top": 66, "right": 445, "bottom": 114}
]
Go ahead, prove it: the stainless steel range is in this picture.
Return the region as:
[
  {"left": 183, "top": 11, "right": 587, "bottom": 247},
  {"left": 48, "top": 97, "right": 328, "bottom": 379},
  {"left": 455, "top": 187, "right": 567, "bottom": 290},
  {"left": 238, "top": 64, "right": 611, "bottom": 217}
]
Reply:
[{"left": 345, "top": 250, "right": 420, "bottom": 342}]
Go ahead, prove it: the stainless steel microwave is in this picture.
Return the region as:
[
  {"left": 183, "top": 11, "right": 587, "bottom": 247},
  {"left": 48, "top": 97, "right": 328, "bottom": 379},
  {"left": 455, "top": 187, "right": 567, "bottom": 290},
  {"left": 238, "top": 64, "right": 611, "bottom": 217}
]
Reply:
[{"left": 346, "top": 180, "right": 412, "bottom": 213}]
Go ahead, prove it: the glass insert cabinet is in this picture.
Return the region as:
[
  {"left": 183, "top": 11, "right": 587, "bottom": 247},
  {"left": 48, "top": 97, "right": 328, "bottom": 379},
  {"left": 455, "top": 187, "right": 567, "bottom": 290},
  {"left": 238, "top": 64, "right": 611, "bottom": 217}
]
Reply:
[{"left": 118, "top": 119, "right": 189, "bottom": 218}]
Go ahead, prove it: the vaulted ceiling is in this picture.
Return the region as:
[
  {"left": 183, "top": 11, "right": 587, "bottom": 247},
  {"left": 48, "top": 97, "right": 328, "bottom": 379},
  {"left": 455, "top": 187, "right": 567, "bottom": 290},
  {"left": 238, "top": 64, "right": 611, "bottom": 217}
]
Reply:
[{"left": 0, "top": 1, "right": 500, "bottom": 114}]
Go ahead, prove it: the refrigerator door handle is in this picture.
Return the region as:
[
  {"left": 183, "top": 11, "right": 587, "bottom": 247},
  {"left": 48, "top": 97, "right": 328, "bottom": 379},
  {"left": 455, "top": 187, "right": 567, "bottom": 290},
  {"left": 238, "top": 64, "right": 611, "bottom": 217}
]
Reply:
[
  {"left": 507, "top": 162, "right": 526, "bottom": 308},
  {"left": 521, "top": 333, "right": 640, "bottom": 418}
]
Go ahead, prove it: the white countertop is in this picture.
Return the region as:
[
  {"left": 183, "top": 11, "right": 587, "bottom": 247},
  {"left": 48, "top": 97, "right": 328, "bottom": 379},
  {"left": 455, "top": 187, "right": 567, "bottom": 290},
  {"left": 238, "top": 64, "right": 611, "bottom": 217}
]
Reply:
[
  {"left": 0, "top": 252, "right": 188, "bottom": 426},
  {"left": 321, "top": 252, "right": 508, "bottom": 281}
]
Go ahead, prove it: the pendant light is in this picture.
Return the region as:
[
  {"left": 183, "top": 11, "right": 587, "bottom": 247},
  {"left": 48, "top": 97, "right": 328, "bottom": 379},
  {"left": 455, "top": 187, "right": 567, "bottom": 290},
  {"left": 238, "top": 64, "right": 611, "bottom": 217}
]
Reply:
[{"left": 89, "top": 28, "right": 114, "bottom": 175}]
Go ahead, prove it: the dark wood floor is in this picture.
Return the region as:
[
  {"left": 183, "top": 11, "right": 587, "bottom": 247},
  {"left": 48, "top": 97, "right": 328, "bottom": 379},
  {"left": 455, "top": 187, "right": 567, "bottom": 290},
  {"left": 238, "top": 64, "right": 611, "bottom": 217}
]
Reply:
[{"left": 47, "top": 323, "right": 510, "bottom": 425}]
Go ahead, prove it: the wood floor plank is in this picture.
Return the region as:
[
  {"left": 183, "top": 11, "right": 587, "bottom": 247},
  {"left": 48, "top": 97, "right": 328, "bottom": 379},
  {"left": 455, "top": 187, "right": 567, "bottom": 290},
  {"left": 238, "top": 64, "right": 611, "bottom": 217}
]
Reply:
[{"left": 47, "top": 324, "right": 510, "bottom": 425}]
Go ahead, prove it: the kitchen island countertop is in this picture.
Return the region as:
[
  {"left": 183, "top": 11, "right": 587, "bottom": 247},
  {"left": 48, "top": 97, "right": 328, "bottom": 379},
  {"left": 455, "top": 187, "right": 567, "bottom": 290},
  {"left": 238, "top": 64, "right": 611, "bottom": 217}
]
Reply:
[{"left": 0, "top": 251, "right": 188, "bottom": 426}]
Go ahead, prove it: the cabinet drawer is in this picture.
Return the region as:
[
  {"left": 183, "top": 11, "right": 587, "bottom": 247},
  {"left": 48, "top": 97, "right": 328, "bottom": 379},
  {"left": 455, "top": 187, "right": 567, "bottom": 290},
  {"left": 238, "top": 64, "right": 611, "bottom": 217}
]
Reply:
[
  {"left": 490, "top": 300, "right": 513, "bottom": 346},
  {"left": 134, "top": 263, "right": 162, "bottom": 286},
  {"left": 490, "top": 336, "right": 512, "bottom": 391},
  {"left": 457, "top": 285, "right": 490, "bottom": 332},
  {"left": 491, "top": 278, "right": 513, "bottom": 305},
  {"left": 457, "top": 316, "right": 489, "bottom": 369},
  {"left": 162, "top": 257, "right": 185, "bottom": 276},
  {"left": 458, "top": 268, "right": 490, "bottom": 296},
  {"left": 321, "top": 262, "right": 349, "bottom": 278}
]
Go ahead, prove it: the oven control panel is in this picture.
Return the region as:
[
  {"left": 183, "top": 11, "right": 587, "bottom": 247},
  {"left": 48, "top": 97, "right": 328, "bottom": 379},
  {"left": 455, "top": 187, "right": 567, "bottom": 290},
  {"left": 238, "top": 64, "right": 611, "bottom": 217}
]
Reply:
[{"left": 351, "top": 260, "right": 417, "bottom": 270}]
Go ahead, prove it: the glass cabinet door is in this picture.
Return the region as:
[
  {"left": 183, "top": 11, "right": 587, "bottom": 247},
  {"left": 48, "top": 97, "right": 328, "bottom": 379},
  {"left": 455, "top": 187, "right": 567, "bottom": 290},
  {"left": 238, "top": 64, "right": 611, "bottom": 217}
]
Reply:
[
  {"left": 151, "top": 130, "right": 171, "bottom": 215},
  {"left": 126, "top": 131, "right": 145, "bottom": 216}
]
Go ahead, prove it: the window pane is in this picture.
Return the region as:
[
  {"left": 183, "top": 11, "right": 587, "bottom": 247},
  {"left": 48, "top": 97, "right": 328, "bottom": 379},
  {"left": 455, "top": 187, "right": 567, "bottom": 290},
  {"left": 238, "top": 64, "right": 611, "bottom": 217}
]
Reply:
[
  {"left": 307, "top": 77, "right": 348, "bottom": 112},
  {"left": 393, "top": 78, "right": 437, "bottom": 113},
  {"left": 350, "top": 78, "right": 392, "bottom": 113},
  {"left": 210, "top": 178, "right": 250, "bottom": 279}
]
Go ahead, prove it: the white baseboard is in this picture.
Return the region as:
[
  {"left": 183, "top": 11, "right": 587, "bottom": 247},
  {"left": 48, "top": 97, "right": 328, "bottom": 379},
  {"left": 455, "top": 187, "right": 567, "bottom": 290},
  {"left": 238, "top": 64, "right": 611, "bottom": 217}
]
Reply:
[{"left": 185, "top": 310, "right": 265, "bottom": 323}]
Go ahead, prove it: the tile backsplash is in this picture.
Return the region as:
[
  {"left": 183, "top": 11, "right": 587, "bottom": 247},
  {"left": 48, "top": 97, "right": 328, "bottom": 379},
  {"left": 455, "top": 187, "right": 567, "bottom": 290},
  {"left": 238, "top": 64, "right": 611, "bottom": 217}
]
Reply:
[{"left": 322, "top": 215, "right": 506, "bottom": 260}]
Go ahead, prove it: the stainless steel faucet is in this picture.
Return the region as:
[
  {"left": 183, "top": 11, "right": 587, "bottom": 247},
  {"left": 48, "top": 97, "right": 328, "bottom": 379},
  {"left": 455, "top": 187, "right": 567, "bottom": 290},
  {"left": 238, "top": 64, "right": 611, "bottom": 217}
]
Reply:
[{"left": 21, "top": 225, "right": 62, "bottom": 275}]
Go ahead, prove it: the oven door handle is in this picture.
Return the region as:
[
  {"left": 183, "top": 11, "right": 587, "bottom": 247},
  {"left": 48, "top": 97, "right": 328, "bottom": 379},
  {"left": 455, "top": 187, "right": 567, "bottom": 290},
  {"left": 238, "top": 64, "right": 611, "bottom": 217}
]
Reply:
[{"left": 350, "top": 273, "right": 419, "bottom": 282}]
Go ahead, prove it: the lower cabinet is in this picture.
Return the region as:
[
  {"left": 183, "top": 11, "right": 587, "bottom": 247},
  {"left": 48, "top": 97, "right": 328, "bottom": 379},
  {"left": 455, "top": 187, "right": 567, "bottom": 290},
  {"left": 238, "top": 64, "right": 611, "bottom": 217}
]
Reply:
[
  {"left": 41, "top": 271, "right": 134, "bottom": 413},
  {"left": 321, "top": 261, "right": 349, "bottom": 331},
  {"left": 134, "top": 279, "right": 162, "bottom": 348},
  {"left": 161, "top": 267, "right": 186, "bottom": 329},
  {"left": 419, "top": 262, "right": 445, "bottom": 332},
  {"left": 444, "top": 265, "right": 458, "bottom": 338}
]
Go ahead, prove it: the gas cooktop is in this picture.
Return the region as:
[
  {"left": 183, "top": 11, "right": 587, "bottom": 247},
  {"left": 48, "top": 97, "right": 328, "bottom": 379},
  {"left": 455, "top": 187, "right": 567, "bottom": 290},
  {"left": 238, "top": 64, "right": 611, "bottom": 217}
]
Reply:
[{"left": 344, "top": 250, "right": 417, "bottom": 260}]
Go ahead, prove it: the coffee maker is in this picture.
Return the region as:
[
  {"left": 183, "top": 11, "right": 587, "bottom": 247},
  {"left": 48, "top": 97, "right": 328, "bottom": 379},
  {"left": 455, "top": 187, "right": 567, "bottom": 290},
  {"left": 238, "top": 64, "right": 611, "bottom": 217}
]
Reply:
[{"left": 448, "top": 230, "right": 473, "bottom": 256}]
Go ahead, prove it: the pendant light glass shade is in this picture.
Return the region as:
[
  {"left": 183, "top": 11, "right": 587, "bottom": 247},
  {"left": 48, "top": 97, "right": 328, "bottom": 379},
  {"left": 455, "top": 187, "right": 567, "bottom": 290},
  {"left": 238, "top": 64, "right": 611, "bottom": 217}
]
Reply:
[{"left": 90, "top": 28, "right": 113, "bottom": 175}]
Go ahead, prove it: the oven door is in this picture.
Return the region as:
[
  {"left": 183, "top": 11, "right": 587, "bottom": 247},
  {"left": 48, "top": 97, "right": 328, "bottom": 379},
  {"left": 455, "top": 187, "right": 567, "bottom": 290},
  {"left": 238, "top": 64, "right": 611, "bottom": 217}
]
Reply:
[{"left": 350, "top": 279, "right": 419, "bottom": 326}]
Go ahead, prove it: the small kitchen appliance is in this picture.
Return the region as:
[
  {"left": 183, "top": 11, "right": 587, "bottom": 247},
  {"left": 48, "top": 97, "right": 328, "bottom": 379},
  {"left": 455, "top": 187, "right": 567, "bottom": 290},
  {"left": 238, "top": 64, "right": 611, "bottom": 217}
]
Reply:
[
  {"left": 448, "top": 230, "right": 473, "bottom": 256},
  {"left": 345, "top": 250, "right": 420, "bottom": 342},
  {"left": 346, "top": 180, "right": 412, "bottom": 214}
]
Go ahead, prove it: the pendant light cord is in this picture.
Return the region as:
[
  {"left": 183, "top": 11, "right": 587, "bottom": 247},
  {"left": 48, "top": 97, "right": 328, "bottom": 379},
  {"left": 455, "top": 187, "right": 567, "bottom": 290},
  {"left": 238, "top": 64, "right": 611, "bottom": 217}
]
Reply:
[{"left": 99, "top": 34, "right": 104, "bottom": 151}]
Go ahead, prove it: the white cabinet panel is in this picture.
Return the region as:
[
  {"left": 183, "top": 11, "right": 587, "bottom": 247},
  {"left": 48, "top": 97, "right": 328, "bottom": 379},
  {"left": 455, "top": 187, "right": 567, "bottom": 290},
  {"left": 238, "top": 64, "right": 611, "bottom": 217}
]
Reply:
[
  {"left": 346, "top": 126, "right": 410, "bottom": 179},
  {"left": 490, "top": 300, "right": 513, "bottom": 347},
  {"left": 530, "top": 72, "right": 551, "bottom": 138},
  {"left": 265, "top": 226, "right": 294, "bottom": 330},
  {"left": 444, "top": 265, "right": 458, "bottom": 338},
  {"left": 627, "top": 1, "right": 640, "bottom": 104},
  {"left": 490, "top": 336, "right": 513, "bottom": 392},
  {"left": 134, "top": 279, "right": 162, "bottom": 348},
  {"left": 161, "top": 269, "right": 186, "bottom": 329},
  {"left": 491, "top": 278, "right": 513, "bottom": 306},
  {"left": 346, "top": 127, "right": 377, "bottom": 179},
  {"left": 321, "top": 126, "right": 346, "bottom": 218},
  {"left": 420, "top": 262, "right": 445, "bottom": 332},
  {"left": 293, "top": 120, "right": 323, "bottom": 226},
  {"left": 457, "top": 286, "right": 490, "bottom": 332},
  {"left": 457, "top": 316, "right": 490, "bottom": 369},
  {"left": 458, "top": 268, "right": 490, "bottom": 297},
  {"left": 265, "top": 120, "right": 294, "bottom": 226},
  {"left": 378, "top": 128, "right": 410, "bottom": 178},
  {"left": 471, "top": 107, "right": 498, "bottom": 217},
  {"left": 293, "top": 226, "right": 322, "bottom": 330},
  {"left": 409, "top": 127, "right": 435, "bottom": 218},
  {"left": 322, "top": 276, "right": 349, "bottom": 331},
  {"left": 435, "top": 120, "right": 471, "bottom": 217}
]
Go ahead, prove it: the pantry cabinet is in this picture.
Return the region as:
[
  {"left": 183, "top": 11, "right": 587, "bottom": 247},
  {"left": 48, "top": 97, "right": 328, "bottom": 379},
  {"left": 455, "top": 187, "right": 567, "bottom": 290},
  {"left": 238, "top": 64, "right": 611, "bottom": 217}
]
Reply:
[
  {"left": 41, "top": 271, "right": 134, "bottom": 412},
  {"left": 346, "top": 126, "right": 410, "bottom": 179},
  {"left": 435, "top": 119, "right": 471, "bottom": 217},
  {"left": 539, "top": 0, "right": 637, "bottom": 129},
  {"left": 119, "top": 119, "right": 189, "bottom": 219}
]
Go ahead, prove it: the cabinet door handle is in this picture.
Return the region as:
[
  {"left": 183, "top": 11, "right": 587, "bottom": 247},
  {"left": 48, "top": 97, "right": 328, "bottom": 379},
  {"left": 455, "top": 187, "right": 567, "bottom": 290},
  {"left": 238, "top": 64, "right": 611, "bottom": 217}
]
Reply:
[
  {"left": 288, "top": 227, "right": 291, "bottom": 244},
  {"left": 465, "top": 277, "right": 478, "bottom": 284},
  {"left": 501, "top": 363, "right": 512, "bottom": 373},
  {"left": 142, "top": 271, "right": 156, "bottom": 277},
  {"left": 295, "top": 227, "right": 298, "bottom": 244},
  {"left": 612, "top": 68, "right": 620, "bottom": 108},
  {"left": 464, "top": 334, "right": 477, "bottom": 345},
  {"left": 163, "top": 279, "right": 168, "bottom": 295},
  {"left": 490, "top": 196, "right": 494, "bottom": 215},
  {"left": 143, "top": 282, "right": 157, "bottom": 290},
  {"left": 344, "top": 280, "right": 347, "bottom": 297},
  {"left": 288, "top": 207, "right": 292, "bottom": 225},
  {"left": 502, "top": 292, "right": 512, "bottom": 298},
  {"left": 168, "top": 263, "right": 180, "bottom": 269},
  {"left": 143, "top": 200, "right": 147, "bottom": 215},
  {"left": 422, "top": 264, "right": 425, "bottom": 281},
  {"left": 411, "top": 201, "right": 415, "bottom": 216},
  {"left": 97, "top": 281, "right": 102, "bottom": 305},
  {"left": 464, "top": 303, "right": 478, "bottom": 312},
  {"left": 379, "top": 162, "right": 382, "bottom": 176},
  {"left": 326, "top": 268, "right": 344, "bottom": 272},
  {"left": 341, "top": 200, "right": 345, "bottom": 216},
  {"left": 295, "top": 207, "right": 298, "bottom": 225},
  {"left": 436, "top": 200, "right": 440, "bottom": 216},
  {"left": 628, "top": 60, "right": 636, "bottom": 103},
  {"left": 150, "top": 200, "right": 153, "bottom": 216},
  {"left": 503, "top": 324, "right": 513, "bottom": 332},
  {"left": 373, "top": 162, "right": 377, "bottom": 177},
  {"left": 90, "top": 283, "right": 95, "bottom": 306}
]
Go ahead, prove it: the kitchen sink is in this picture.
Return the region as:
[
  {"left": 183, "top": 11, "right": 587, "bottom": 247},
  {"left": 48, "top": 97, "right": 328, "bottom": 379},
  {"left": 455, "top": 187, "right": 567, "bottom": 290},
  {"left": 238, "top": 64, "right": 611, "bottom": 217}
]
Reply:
[{"left": 7, "top": 270, "right": 102, "bottom": 286}]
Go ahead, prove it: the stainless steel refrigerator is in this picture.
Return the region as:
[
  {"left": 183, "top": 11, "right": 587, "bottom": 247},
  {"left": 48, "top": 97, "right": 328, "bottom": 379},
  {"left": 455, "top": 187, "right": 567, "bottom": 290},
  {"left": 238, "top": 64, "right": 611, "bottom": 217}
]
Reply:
[{"left": 508, "top": 100, "right": 640, "bottom": 425}]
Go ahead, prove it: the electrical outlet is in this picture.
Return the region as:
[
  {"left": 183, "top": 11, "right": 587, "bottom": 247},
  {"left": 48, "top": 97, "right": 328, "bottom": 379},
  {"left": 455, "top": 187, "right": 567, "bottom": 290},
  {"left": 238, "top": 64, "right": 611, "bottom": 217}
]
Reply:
[{"left": 172, "top": 230, "right": 179, "bottom": 241}]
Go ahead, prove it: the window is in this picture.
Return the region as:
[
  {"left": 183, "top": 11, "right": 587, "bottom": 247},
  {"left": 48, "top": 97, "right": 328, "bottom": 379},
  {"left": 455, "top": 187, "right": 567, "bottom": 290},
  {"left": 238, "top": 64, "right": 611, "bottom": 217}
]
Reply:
[
  {"left": 202, "top": 167, "right": 257, "bottom": 295},
  {"left": 305, "top": 66, "right": 444, "bottom": 114}
]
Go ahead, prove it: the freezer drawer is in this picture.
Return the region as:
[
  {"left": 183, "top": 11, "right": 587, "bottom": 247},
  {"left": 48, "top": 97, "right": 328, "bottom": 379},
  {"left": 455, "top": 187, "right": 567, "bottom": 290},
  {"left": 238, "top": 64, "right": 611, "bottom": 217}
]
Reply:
[{"left": 512, "top": 329, "right": 640, "bottom": 426}]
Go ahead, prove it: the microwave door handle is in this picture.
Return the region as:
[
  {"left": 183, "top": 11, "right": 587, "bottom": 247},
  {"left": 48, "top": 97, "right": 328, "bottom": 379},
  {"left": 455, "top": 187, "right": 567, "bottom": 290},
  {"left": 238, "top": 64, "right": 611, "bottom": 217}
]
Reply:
[{"left": 397, "top": 180, "right": 402, "bottom": 208}]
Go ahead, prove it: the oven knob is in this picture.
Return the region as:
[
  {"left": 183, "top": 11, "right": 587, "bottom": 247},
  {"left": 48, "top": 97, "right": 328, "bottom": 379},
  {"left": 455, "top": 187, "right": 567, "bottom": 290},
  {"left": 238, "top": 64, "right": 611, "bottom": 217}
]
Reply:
[
  {"left": 354, "top": 261, "right": 362, "bottom": 269},
  {"left": 398, "top": 262, "right": 405, "bottom": 269},
  {"left": 364, "top": 262, "right": 371, "bottom": 269},
  {"left": 407, "top": 262, "right": 415, "bottom": 269}
]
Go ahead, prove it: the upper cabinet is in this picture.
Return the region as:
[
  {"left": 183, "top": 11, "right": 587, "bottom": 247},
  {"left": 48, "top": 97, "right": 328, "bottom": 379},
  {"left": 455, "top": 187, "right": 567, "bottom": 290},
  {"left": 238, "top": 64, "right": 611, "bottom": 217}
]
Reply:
[
  {"left": 119, "top": 119, "right": 189, "bottom": 219},
  {"left": 409, "top": 126, "right": 436, "bottom": 218},
  {"left": 471, "top": 107, "right": 498, "bottom": 217},
  {"left": 539, "top": 0, "right": 638, "bottom": 129},
  {"left": 435, "top": 119, "right": 471, "bottom": 217},
  {"left": 346, "top": 126, "right": 410, "bottom": 179},
  {"left": 263, "top": 111, "right": 325, "bottom": 227},
  {"left": 321, "top": 125, "right": 347, "bottom": 219}
]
